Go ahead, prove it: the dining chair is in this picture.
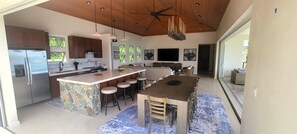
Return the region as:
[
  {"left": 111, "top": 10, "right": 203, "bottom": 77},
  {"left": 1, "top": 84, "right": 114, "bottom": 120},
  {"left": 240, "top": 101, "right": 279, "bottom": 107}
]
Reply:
[
  {"left": 147, "top": 95, "right": 173, "bottom": 134},
  {"left": 170, "top": 90, "right": 197, "bottom": 131}
]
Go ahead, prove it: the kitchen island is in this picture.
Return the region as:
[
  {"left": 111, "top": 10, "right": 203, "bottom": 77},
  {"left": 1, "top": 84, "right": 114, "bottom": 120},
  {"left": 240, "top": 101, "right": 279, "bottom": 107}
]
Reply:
[{"left": 57, "top": 68, "right": 145, "bottom": 117}]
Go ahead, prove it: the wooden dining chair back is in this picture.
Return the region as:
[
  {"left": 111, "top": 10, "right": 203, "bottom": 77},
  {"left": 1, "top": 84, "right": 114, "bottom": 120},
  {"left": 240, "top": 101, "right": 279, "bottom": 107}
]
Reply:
[{"left": 147, "top": 95, "right": 172, "bottom": 134}]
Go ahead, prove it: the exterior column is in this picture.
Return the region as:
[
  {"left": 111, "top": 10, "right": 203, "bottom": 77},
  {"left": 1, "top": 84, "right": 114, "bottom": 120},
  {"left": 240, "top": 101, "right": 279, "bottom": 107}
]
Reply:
[{"left": 0, "top": 15, "right": 20, "bottom": 127}]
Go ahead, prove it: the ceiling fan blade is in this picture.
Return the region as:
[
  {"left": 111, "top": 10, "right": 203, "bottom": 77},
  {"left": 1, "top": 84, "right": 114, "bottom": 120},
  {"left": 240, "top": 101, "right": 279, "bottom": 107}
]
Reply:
[
  {"left": 156, "top": 6, "right": 173, "bottom": 14},
  {"left": 129, "top": 13, "right": 150, "bottom": 15},
  {"left": 154, "top": 15, "right": 161, "bottom": 21},
  {"left": 157, "top": 13, "right": 174, "bottom": 16}
]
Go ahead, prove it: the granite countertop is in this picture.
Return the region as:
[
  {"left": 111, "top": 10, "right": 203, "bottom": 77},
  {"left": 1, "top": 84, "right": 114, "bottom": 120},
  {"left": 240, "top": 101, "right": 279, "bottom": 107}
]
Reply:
[
  {"left": 49, "top": 69, "right": 91, "bottom": 76},
  {"left": 57, "top": 68, "right": 146, "bottom": 85}
]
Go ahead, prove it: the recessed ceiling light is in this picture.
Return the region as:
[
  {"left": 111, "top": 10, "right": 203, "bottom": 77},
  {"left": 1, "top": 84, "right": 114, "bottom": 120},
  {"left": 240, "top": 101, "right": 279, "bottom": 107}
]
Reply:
[
  {"left": 86, "top": 1, "right": 91, "bottom": 5},
  {"left": 195, "top": 3, "right": 200, "bottom": 6}
]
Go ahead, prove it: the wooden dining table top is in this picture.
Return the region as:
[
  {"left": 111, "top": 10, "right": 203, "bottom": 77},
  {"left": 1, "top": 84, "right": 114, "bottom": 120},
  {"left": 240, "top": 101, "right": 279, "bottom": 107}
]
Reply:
[{"left": 139, "top": 75, "right": 197, "bottom": 101}]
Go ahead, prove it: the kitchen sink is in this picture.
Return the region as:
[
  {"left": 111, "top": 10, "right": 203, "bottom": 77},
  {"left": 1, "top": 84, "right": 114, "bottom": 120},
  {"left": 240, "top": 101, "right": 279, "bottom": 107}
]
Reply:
[{"left": 51, "top": 70, "right": 75, "bottom": 74}]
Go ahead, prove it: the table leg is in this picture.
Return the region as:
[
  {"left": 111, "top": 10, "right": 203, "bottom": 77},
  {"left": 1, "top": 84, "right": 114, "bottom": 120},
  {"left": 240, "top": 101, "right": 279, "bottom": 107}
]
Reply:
[
  {"left": 137, "top": 94, "right": 145, "bottom": 127},
  {"left": 177, "top": 101, "right": 188, "bottom": 134}
]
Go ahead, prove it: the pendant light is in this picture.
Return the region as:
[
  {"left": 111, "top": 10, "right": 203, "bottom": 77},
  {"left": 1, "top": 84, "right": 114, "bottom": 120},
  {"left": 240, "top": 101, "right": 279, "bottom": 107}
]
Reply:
[
  {"left": 110, "top": 0, "right": 117, "bottom": 39},
  {"left": 122, "top": 0, "right": 128, "bottom": 41},
  {"left": 91, "top": 0, "right": 101, "bottom": 37}
]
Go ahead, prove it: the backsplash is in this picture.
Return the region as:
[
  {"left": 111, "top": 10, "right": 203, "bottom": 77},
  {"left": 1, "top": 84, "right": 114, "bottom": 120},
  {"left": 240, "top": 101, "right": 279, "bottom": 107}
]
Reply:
[{"left": 48, "top": 58, "right": 104, "bottom": 73}]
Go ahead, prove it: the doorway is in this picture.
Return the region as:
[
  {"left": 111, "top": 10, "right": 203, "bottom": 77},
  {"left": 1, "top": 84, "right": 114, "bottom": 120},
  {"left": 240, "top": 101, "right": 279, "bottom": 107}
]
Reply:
[{"left": 198, "top": 44, "right": 215, "bottom": 76}]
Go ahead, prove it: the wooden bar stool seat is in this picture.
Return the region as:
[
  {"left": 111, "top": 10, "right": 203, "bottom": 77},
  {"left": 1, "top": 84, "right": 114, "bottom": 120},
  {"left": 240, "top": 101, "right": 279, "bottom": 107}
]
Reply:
[
  {"left": 117, "top": 82, "right": 133, "bottom": 106},
  {"left": 136, "top": 77, "right": 147, "bottom": 91},
  {"left": 101, "top": 86, "right": 121, "bottom": 115},
  {"left": 126, "top": 79, "right": 138, "bottom": 99}
]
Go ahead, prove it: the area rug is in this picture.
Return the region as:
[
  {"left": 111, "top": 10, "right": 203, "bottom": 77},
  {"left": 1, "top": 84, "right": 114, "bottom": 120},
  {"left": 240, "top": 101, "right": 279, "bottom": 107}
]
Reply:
[
  {"left": 98, "top": 93, "right": 233, "bottom": 134},
  {"left": 46, "top": 97, "right": 63, "bottom": 108}
]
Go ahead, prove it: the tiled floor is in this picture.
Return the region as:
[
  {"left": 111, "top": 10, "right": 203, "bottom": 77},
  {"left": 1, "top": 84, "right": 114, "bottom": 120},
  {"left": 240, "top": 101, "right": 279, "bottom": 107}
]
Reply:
[
  {"left": 222, "top": 77, "right": 244, "bottom": 105},
  {"left": 9, "top": 75, "right": 240, "bottom": 134}
]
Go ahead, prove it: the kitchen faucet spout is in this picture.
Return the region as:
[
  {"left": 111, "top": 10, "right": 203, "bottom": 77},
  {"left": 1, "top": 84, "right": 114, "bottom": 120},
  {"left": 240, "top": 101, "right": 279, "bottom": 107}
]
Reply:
[{"left": 59, "top": 62, "right": 64, "bottom": 71}]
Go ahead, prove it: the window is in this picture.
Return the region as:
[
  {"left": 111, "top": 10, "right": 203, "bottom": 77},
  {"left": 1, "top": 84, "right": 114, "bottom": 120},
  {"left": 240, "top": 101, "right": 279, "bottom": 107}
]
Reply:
[
  {"left": 129, "top": 45, "right": 135, "bottom": 63},
  {"left": 136, "top": 46, "right": 141, "bottom": 62},
  {"left": 242, "top": 40, "right": 249, "bottom": 68},
  {"left": 119, "top": 44, "right": 126, "bottom": 63},
  {"left": 48, "top": 35, "right": 66, "bottom": 62}
]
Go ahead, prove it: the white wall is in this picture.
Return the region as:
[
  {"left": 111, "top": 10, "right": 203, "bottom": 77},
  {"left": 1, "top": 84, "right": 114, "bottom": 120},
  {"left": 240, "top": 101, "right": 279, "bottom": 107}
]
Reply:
[
  {"left": 142, "top": 32, "right": 217, "bottom": 74},
  {"left": 4, "top": 6, "right": 143, "bottom": 70},
  {"left": 0, "top": 15, "right": 19, "bottom": 128},
  {"left": 216, "top": 0, "right": 254, "bottom": 40},
  {"left": 241, "top": 0, "right": 297, "bottom": 133},
  {"left": 223, "top": 35, "right": 249, "bottom": 76}
]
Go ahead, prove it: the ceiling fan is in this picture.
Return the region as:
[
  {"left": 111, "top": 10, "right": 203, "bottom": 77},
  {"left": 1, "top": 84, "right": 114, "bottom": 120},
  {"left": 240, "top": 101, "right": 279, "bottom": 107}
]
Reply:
[{"left": 130, "top": 0, "right": 174, "bottom": 21}]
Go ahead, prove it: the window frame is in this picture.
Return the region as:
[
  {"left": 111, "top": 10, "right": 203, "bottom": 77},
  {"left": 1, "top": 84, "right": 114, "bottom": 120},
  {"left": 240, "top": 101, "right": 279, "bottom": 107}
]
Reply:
[
  {"left": 47, "top": 34, "right": 67, "bottom": 62},
  {"left": 119, "top": 43, "right": 126, "bottom": 63},
  {"left": 128, "top": 44, "right": 135, "bottom": 63}
]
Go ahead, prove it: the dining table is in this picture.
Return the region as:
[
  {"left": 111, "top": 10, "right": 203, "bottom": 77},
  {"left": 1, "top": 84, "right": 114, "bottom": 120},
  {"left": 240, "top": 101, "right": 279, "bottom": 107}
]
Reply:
[{"left": 137, "top": 75, "right": 198, "bottom": 134}]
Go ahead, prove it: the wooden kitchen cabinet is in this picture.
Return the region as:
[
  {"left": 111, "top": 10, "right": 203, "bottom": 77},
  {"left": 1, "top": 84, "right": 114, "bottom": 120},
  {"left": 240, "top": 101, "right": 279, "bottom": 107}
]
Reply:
[
  {"left": 25, "top": 28, "right": 46, "bottom": 49},
  {"left": 68, "top": 36, "right": 102, "bottom": 58},
  {"left": 5, "top": 26, "right": 26, "bottom": 49},
  {"left": 68, "top": 36, "right": 85, "bottom": 58},
  {"left": 92, "top": 39, "right": 102, "bottom": 58},
  {"left": 45, "top": 32, "right": 51, "bottom": 59},
  {"left": 49, "top": 72, "right": 79, "bottom": 98},
  {"left": 5, "top": 25, "right": 46, "bottom": 49}
]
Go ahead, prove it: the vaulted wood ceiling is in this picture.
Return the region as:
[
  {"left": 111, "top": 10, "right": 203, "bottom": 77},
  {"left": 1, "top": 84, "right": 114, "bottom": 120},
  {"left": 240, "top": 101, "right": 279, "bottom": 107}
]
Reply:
[{"left": 38, "top": 0, "right": 229, "bottom": 36}]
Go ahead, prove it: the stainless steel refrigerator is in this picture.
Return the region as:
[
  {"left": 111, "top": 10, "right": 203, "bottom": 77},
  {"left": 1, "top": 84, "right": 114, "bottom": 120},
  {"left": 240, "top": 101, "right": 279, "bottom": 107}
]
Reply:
[{"left": 8, "top": 50, "right": 51, "bottom": 108}]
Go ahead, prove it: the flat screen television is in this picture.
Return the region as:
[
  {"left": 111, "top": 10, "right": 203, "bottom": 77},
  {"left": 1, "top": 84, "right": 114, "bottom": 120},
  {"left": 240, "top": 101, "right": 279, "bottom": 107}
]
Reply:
[{"left": 158, "top": 48, "right": 179, "bottom": 61}]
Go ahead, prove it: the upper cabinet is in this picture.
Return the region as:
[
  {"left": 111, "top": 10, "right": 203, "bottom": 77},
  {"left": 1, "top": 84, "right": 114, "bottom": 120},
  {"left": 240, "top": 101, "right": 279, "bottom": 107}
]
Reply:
[
  {"left": 68, "top": 36, "right": 102, "bottom": 58},
  {"left": 5, "top": 25, "right": 46, "bottom": 50}
]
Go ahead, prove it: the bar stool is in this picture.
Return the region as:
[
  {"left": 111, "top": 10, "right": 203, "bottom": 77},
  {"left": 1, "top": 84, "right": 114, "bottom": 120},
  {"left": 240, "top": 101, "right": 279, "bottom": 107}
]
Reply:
[
  {"left": 126, "top": 79, "right": 138, "bottom": 97},
  {"left": 117, "top": 82, "right": 133, "bottom": 106},
  {"left": 101, "top": 86, "right": 121, "bottom": 115},
  {"left": 136, "top": 77, "right": 147, "bottom": 92}
]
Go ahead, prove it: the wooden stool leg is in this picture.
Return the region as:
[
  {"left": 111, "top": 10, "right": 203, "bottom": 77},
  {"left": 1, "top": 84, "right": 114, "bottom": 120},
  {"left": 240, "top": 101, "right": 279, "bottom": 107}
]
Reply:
[
  {"left": 114, "top": 93, "right": 121, "bottom": 111},
  {"left": 149, "top": 117, "right": 152, "bottom": 134},
  {"left": 105, "top": 94, "right": 108, "bottom": 115},
  {"left": 101, "top": 95, "right": 104, "bottom": 113},
  {"left": 123, "top": 88, "right": 127, "bottom": 106},
  {"left": 129, "top": 87, "right": 134, "bottom": 101},
  {"left": 112, "top": 94, "right": 115, "bottom": 106},
  {"left": 137, "top": 81, "right": 140, "bottom": 93},
  {"left": 163, "top": 119, "right": 166, "bottom": 134}
]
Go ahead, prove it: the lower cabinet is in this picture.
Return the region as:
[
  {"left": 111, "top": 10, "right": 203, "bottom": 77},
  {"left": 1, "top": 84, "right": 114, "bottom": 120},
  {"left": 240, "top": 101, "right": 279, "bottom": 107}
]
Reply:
[{"left": 49, "top": 73, "right": 78, "bottom": 98}]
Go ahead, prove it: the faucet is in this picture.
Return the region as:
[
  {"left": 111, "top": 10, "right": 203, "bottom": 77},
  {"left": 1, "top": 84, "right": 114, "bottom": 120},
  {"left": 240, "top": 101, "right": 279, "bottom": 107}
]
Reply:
[{"left": 59, "top": 61, "right": 64, "bottom": 71}]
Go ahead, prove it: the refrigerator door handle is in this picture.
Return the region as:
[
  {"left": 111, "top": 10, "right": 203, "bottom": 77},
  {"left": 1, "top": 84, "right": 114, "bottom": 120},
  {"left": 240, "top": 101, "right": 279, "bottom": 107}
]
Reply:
[
  {"left": 24, "top": 58, "right": 30, "bottom": 85},
  {"left": 27, "top": 58, "right": 33, "bottom": 85}
]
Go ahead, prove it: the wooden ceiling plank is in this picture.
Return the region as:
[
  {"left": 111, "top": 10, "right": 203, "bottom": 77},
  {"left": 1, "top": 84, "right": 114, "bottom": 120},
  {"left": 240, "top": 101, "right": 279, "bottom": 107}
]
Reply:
[{"left": 38, "top": 0, "right": 229, "bottom": 36}]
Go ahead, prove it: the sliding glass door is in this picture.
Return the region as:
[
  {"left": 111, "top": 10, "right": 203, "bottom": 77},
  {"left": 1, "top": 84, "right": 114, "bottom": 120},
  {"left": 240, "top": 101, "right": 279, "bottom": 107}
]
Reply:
[{"left": 217, "top": 22, "right": 251, "bottom": 121}]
